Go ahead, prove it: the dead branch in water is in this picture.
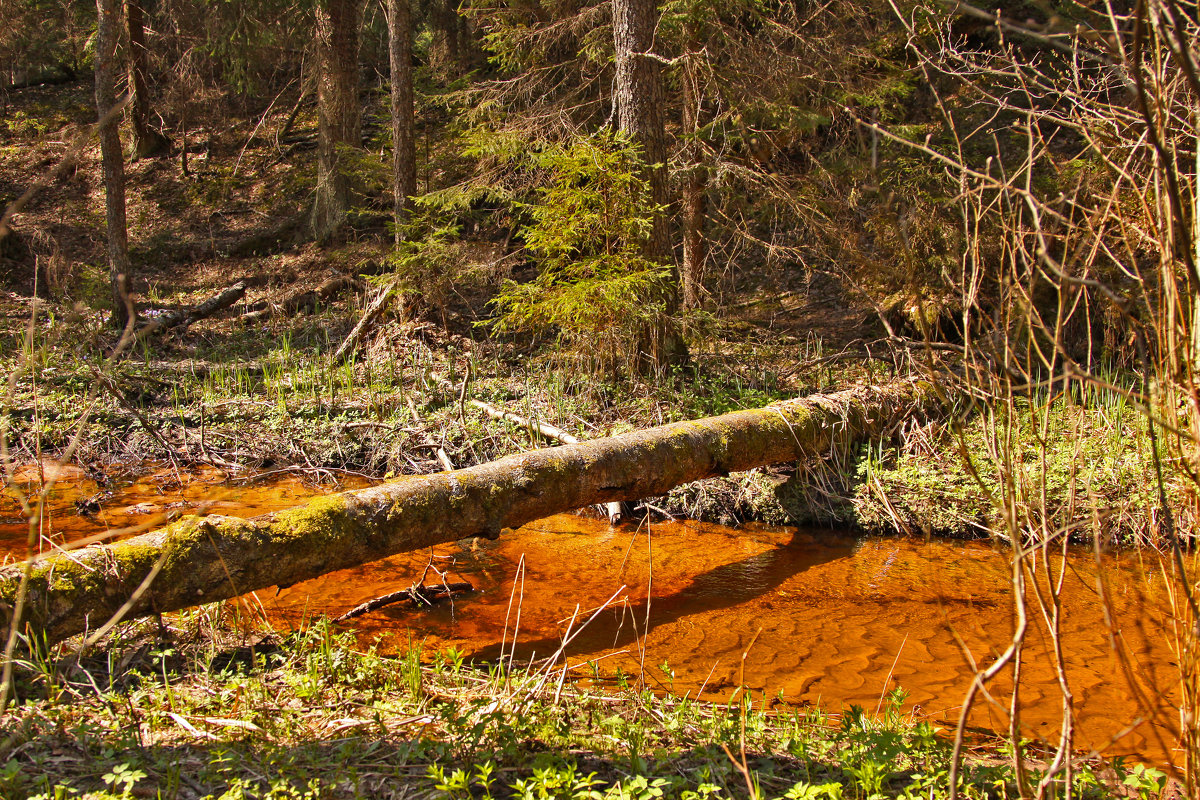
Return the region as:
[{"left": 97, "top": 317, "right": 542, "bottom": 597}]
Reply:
[{"left": 334, "top": 581, "right": 474, "bottom": 621}]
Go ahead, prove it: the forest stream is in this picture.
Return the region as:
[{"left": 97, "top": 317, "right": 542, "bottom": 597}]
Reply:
[{"left": 0, "top": 464, "right": 1179, "bottom": 768}]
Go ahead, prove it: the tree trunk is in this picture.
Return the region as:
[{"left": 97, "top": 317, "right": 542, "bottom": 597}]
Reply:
[
  {"left": 311, "top": 0, "right": 365, "bottom": 242},
  {"left": 457, "top": 9, "right": 481, "bottom": 72},
  {"left": 95, "top": 0, "right": 133, "bottom": 329},
  {"left": 612, "top": 0, "right": 687, "bottom": 368},
  {"left": 0, "top": 380, "right": 937, "bottom": 644},
  {"left": 386, "top": 0, "right": 415, "bottom": 246},
  {"left": 613, "top": 0, "right": 668, "bottom": 261},
  {"left": 126, "top": 0, "right": 169, "bottom": 159},
  {"left": 468, "top": 397, "right": 625, "bottom": 523},
  {"left": 430, "top": 0, "right": 463, "bottom": 77},
  {"left": 680, "top": 54, "right": 707, "bottom": 311}
]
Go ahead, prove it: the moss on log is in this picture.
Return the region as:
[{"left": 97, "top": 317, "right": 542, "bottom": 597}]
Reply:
[{"left": 0, "top": 380, "right": 936, "bottom": 643}]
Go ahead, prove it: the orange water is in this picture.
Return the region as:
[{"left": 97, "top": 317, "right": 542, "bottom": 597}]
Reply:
[
  {"left": 0, "top": 463, "right": 368, "bottom": 555},
  {"left": 0, "top": 466, "right": 1183, "bottom": 766}
]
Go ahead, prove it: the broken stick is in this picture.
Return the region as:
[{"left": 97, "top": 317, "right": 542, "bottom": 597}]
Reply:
[
  {"left": 333, "top": 282, "right": 398, "bottom": 363},
  {"left": 334, "top": 581, "right": 474, "bottom": 622}
]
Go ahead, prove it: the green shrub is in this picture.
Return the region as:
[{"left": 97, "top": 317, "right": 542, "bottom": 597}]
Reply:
[{"left": 489, "top": 131, "right": 669, "bottom": 374}]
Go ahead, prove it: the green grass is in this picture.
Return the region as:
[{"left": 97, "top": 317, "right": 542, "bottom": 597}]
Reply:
[
  {"left": 0, "top": 616, "right": 1144, "bottom": 800},
  {"left": 849, "top": 390, "right": 1182, "bottom": 543}
]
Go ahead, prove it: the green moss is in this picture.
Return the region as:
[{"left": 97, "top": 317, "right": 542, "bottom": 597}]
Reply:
[
  {"left": 789, "top": 405, "right": 813, "bottom": 426},
  {"left": 31, "top": 560, "right": 90, "bottom": 596},
  {"left": 274, "top": 495, "right": 349, "bottom": 545},
  {"left": 540, "top": 452, "right": 572, "bottom": 478},
  {"left": 110, "top": 540, "right": 170, "bottom": 573},
  {"left": 156, "top": 517, "right": 224, "bottom": 567}
]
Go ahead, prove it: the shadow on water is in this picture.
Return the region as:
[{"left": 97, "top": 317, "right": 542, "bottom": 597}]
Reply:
[
  {"left": 0, "top": 467, "right": 1185, "bottom": 767},
  {"left": 460, "top": 524, "right": 856, "bottom": 664}
]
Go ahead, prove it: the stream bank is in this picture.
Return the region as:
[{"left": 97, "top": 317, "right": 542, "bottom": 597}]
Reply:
[{"left": 1, "top": 466, "right": 1182, "bottom": 771}]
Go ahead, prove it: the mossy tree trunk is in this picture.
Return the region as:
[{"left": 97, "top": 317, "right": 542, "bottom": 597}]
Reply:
[{"left": 0, "top": 381, "right": 937, "bottom": 644}]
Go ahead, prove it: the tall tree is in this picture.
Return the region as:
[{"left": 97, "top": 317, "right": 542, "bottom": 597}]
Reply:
[
  {"left": 126, "top": 0, "right": 169, "bottom": 159},
  {"left": 311, "top": 0, "right": 366, "bottom": 241},
  {"left": 386, "top": 0, "right": 415, "bottom": 245},
  {"left": 613, "top": 0, "right": 669, "bottom": 260},
  {"left": 679, "top": 50, "right": 707, "bottom": 311},
  {"left": 430, "top": 0, "right": 461, "bottom": 76},
  {"left": 612, "top": 0, "right": 686, "bottom": 366},
  {"left": 94, "top": 0, "right": 133, "bottom": 328}
]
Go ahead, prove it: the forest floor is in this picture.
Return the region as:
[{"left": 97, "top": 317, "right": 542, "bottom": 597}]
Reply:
[
  {"left": 0, "top": 80, "right": 1187, "bottom": 799},
  {"left": 0, "top": 80, "right": 901, "bottom": 529}
]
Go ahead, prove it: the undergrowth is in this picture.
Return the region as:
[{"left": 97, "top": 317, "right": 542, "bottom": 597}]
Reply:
[
  {"left": 0, "top": 616, "right": 1147, "bottom": 800},
  {"left": 0, "top": 291, "right": 807, "bottom": 502},
  {"left": 850, "top": 390, "right": 1192, "bottom": 543}
]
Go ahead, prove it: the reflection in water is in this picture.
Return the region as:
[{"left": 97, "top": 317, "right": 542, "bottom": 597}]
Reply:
[{"left": 0, "top": 465, "right": 1184, "bottom": 767}]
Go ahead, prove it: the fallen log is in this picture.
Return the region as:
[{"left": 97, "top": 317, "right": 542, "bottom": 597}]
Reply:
[
  {"left": 240, "top": 275, "right": 358, "bottom": 324},
  {"left": 470, "top": 398, "right": 625, "bottom": 523},
  {"left": 0, "top": 380, "right": 936, "bottom": 644},
  {"left": 136, "top": 281, "right": 248, "bottom": 340}
]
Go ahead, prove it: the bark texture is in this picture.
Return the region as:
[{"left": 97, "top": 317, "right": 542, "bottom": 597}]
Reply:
[
  {"left": 612, "top": 0, "right": 687, "bottom": 367},
  {"left": 613, "top": 0, "right": 669, "bottom": 261},
  {"left": 126, "top": 0, "right": 169, "bottom": 159},
  {"left": 0, "top": 381, "right": 936, "bottom": 644},
  {"left": 311, "top": 0, "right": 365, "bottom": 241},
  {"left": 680, "top": 55, "right": 707, "bottom": 311},
  {"left": 387, "top": 0, "right": 416, "bottom": 245},
  {"left": 95, "top": 0, "right": 132, "bottom": 328}
]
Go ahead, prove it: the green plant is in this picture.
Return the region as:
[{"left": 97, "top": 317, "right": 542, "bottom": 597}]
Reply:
[
  {"left": 101, "top": 763, "right": 147, "bottom": 798},
  {"left": 402, "top": 639, "right": 424, "bottom": 698},
  {"left": 490, "top": 132, "right": 670, "bottom": 375},
  {"left": 844, "top": 759, "right": 890, "bottom": 799},
  {"left": 509, "top": 763, "right": 606, "bottom": 800},
  {"left": 429, "top": 764, "right": 474, "bottom": 800},
  {"left": 1120, "top": 763, "right": 1167, "bottom": 800},
  {"left": 780, "top": 782, "right": 844, "bottom": 800},
  {"left": 607, "top": 775, "right": 669, "bottom": 800}
]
